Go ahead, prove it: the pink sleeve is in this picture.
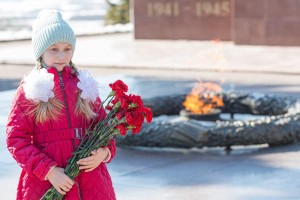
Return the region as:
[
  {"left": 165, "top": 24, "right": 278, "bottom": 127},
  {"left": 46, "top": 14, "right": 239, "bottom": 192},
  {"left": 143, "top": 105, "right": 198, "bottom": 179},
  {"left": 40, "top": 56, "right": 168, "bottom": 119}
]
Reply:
[
  {"left": 93, "top": 97, "right": 106, "bottom": 121},
  {"left": 104, "top": 139, "right": 116, "bottom": 163},
  {"left": 6, "top": 85, "right": 57, "bottom": 180}
]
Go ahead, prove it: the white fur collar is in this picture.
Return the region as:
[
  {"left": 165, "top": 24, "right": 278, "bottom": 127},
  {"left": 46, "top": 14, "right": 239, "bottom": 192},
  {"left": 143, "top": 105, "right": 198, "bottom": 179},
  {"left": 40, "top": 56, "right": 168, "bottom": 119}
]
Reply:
[
  {"left": 23, "top": 68, "right": 99, "bottom": 103},
  {"left": 77, "top": 70, "right": 99, "bottom": 102}
]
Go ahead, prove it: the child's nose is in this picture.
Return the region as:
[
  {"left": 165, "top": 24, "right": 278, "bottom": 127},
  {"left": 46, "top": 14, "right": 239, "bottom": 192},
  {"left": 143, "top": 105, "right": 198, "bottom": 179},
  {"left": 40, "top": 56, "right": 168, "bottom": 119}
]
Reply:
[{"left": 57, "top": 51, "right": 65, "bottom": 58}]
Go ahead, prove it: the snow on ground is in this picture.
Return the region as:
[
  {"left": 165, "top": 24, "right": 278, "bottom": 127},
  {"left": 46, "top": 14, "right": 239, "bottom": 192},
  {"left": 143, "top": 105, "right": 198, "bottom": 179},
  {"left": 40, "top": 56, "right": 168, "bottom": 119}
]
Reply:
[
  {"left": 0, "top": 0, "right": 132, "bottom": 41},
  {"left": 0, "top": 90, "right": 19, "bottom": 200}
]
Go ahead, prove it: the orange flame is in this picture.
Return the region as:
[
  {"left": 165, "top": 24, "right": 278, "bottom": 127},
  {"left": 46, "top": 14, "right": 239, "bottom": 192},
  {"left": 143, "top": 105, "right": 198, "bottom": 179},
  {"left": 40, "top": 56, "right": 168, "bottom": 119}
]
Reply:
[
  {"left": 212, "top": 38, "right": 221, "bottom": 44},
  {"left": 183, "top": 81, "right": 224, "bottom": 114}
]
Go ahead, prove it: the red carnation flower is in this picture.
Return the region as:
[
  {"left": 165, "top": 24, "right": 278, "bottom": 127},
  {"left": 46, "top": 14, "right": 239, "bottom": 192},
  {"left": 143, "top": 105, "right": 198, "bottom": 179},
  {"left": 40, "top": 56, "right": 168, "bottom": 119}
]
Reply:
[
  {"left": 105, "top": 105, "right": 112, "bottom": 111},
  {"left": 142, "top": 107, "right": 153, "bottom": 123},
  {"left": 109, "top": 80, "right": 128, "bottom": 93},
  {"left": 117, "top": 124, "right": 127, "bottom": 135},
  {"left": 129, "top": 94, "right": 144, "bottom": 107},
  {"left": 132, "top": 126, "right": 142, "bottom": 134}
]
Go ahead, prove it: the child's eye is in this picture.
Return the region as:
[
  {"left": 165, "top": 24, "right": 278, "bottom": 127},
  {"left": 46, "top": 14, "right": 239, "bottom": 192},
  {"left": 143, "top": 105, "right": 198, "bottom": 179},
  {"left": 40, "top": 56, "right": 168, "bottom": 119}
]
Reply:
[
  {"left": 65, "top": 48, "right": 71, "bottom": 52},
  {"left": 50, "top": 48, "right": 58, "bottom": 52}
]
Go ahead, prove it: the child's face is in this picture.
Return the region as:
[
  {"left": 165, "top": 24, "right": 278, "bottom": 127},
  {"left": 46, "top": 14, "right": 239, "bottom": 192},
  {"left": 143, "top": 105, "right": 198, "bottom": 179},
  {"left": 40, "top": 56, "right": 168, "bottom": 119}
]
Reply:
[{"left": 42, "top": 42, "right": 73, "bottom": 71}]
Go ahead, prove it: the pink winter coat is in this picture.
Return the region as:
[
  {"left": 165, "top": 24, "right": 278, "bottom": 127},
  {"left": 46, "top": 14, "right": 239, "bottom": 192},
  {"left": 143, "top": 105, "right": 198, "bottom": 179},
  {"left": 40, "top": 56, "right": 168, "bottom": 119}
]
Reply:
[{"left": 6, "top": 66, "right": 116, "bottom": 200}]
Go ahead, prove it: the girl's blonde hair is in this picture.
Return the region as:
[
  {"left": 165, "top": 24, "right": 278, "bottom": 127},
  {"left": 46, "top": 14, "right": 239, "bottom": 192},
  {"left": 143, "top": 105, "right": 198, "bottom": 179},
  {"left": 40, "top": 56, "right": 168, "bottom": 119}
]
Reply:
[{"left": 31, "top": 59, "right": 96, "bottom": 123}]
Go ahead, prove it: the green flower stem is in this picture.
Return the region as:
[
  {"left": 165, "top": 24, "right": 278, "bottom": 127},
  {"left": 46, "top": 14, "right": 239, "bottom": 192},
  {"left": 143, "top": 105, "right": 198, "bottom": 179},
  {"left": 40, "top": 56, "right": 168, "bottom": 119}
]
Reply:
[
  {"left": 91, "top": 106, "right": 118, "bottom": 138},
  {"left": 85, "top": 95, "right": 113, "bottom": 132}
]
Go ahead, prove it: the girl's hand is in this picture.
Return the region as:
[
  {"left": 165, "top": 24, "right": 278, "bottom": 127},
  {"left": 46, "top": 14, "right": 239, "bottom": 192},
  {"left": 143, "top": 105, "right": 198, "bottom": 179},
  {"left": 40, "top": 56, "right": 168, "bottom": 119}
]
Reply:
[
  {"left": 77, "top": 147, "right": 110, "bottom": 172},
  {"left": 46, "top": 167, "right": 74, "bottom": 195}
]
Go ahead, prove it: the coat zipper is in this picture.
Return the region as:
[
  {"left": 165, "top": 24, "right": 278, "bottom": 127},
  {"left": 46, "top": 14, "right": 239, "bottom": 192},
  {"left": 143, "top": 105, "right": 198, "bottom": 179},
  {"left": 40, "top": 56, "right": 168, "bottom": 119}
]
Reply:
[
  {"left": 58, "top": 74, "right": 71, "bottom": 128},
  {"left": 59, "top": 71, "right": 83, "bottom": 200}
]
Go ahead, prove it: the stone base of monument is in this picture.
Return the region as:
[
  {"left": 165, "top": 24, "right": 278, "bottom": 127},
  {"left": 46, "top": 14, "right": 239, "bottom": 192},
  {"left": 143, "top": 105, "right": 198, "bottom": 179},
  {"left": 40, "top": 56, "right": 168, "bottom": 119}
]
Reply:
[{"left": 116, "top": 92, "right": 300, "bottom": 149}]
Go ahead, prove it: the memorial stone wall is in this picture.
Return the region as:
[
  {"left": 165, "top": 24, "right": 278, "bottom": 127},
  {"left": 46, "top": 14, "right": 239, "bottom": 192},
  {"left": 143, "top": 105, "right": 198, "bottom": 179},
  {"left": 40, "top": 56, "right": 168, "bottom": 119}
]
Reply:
[
  {"left": 133, "top": 0, "right": 300, "bottom": 46},
  {"left": 233, "top": 0, "right": 300, "bottom": 45},
  {"left": 133, "top": 0, "right": 232, "bottom": 40}
]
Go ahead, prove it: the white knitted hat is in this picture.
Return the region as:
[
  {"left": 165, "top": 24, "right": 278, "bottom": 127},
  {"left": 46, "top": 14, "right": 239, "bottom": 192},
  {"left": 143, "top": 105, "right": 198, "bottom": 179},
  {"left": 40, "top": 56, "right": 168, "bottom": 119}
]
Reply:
[{"left": 32, "top": 9, "right": 76, "bottom": 60}]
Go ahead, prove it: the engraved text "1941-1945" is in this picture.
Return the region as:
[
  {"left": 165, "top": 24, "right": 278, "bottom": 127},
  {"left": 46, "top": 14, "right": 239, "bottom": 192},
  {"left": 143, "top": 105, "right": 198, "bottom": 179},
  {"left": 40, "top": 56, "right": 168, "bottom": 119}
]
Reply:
[{"left": 147, "top": 1, "right": 230, "bottom": 18}]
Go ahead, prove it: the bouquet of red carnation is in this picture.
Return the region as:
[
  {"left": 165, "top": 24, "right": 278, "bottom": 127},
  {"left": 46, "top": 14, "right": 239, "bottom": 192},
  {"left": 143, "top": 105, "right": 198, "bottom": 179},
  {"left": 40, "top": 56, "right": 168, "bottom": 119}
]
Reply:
[{"left": 41, "top": 80, "right": 153, "bottom": 200}]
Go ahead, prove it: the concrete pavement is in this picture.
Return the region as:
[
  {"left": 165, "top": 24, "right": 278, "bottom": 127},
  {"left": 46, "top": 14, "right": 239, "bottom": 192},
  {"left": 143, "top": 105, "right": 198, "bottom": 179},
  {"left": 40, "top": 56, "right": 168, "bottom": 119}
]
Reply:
[
  {"left": 0, "top": 33, "right": 300, "bottom": 75},
  {"left": 1, "top": 33, "right": 300, "bottom": 200}
]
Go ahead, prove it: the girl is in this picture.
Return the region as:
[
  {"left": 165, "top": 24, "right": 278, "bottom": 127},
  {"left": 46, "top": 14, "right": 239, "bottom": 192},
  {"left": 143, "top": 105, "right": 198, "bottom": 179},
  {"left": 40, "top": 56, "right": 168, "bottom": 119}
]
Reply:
[{"left": 6, "top": 10, "right": 116, "bottom": 200}]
